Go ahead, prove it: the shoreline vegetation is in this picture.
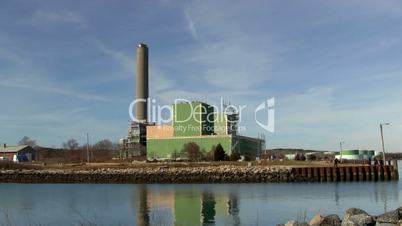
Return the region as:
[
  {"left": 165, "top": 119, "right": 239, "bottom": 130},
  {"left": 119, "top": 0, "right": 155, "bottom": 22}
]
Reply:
[{"left": 278, "top": 207, "right": 402, "bottom": 226}]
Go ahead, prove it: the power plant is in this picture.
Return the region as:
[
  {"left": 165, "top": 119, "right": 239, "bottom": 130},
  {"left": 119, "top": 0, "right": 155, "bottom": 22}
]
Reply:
[{"left": 122, "top": 43, "right": 265, "bottom": 159}]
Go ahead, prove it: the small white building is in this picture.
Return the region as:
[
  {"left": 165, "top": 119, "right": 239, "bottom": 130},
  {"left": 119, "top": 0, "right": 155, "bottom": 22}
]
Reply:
[{"left": 284, "top": 154, "right": 297, "bottom": 160}]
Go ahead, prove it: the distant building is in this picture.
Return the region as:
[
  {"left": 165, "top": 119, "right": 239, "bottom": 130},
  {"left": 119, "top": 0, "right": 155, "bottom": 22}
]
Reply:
[{"left": 0, "top": 145, "right": 35, "bottom": 162}]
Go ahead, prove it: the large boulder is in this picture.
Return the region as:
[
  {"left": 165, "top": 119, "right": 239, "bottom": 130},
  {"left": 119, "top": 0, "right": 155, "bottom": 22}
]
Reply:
[
  {"left": 310, "top": 214, "right": 341, "bottom": 226},
  {"left": 343, "top": 208, "right": 369, "bottom": 220},
  {"left": 348, "top": 214, "right": 374, "bottom": 225},
  {"left": 322, "top": 214, "right": 342, "bottom": 226},
  {"left": 310, "top": 214, "right": 325, "bottom": 225},
  {"left": 376, "top": 208, "right": 402, "bottom": 224},
  {"left": 341, "top": 208, "right": 374, "bottom": 226}
]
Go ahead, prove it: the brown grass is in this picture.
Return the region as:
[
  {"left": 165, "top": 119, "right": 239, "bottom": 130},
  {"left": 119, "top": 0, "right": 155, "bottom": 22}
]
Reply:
[
  {"left": 0, "top": 160, "right": 339, "bottom": 171},
  {"left": 0, "top": 159, "right": 365, "bottom": 171},
  {"left": 0, "top": 161, "right": 43, "bottom": 170}
]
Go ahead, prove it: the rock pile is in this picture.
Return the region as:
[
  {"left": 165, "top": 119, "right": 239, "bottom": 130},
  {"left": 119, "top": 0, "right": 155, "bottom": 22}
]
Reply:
[
  {"left": 279, "top": 207, "right": 402, "bottom": 226},
  {"left": 0, "top": 165, "right": 292, "bottom": 183}
]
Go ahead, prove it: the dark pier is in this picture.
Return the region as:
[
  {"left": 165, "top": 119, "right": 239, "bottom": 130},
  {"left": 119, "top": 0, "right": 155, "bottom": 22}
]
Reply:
[{"left": 292, "top": 160, "right": 399, "bottom": 182}]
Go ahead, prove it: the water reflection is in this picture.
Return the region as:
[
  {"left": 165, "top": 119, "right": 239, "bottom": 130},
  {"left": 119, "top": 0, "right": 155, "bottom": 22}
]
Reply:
[
  {"left": 137, "top": 185, "right": 150, "bottom": 226},
  {"left": 334, "top": 182, "right": 339, "bottom": 206},
  {"left": 131, "top": 180, "right": 401, "bottom": 226},
  {"left": 134, "top": 186, "right": 240, "bottom": 226},
  {"left": 228, "top": 193, "right": 240, "bottom": 226},
  {"left": 373, "top": 181, "right": 399, "bottom": 213},
  {"left": 201, "top": 192, "right": 215, "bottom": 225}
]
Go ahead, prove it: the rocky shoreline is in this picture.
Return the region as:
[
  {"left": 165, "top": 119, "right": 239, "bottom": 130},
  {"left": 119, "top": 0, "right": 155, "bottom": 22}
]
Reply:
[
  {"left": 0, "top": 166, "right": 293, "bottom": 183},
  {"left": 279, "top": 207, "right": 402, "bottom": 226}
]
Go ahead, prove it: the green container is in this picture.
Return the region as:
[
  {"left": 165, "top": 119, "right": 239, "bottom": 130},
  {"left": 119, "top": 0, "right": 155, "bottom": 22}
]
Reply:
[
  {"left": 359, "top": 150, "right": 368, "bottom": 155},
  {"left": 341, "top": 150, "right": 359, "bottom": 155},
  {"left": 342, "top": 155, "right": 360, "bottom": 160}
]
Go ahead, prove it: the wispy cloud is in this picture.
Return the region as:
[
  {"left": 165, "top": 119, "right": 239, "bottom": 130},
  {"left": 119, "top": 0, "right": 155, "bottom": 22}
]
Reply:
[
  {"left": 28, "top": 9, "right": 87, "bottom": 28},
  {"left": 271, "top": 85, "right": 402, "bottom": 151},
  {"left": 0, "top": 34, "right": 108, "bottom": 101},
  {"left": 184, "top": 11, "right": 198, "bottom": 40},
  {"left": 157, "top": 2, "right": 286, "bottom": 101},
  {"left": 0, "top": 76, "right": 108, "bottom": 101},
  {"left": 0, "top": 106, "right": 126, "bottom": 147},
  {"left": 95, "top": 41, "right": 134, "bottom": 75}
]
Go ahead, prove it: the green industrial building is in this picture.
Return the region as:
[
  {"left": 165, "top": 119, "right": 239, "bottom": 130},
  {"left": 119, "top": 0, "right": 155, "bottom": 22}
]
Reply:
[{"left": 146, "top": 101, "right": 265, "bottom": 160}]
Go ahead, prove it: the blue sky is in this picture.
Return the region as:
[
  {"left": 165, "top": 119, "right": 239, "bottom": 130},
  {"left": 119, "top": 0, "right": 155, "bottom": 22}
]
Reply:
[{"left": 1, "top": 0, "right": 402, "bottom": 151}]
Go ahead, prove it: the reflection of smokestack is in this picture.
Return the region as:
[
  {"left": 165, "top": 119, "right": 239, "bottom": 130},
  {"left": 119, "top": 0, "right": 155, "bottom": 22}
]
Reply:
[{"left": 136, "top": 43, "right": 149, "bottom": 123}]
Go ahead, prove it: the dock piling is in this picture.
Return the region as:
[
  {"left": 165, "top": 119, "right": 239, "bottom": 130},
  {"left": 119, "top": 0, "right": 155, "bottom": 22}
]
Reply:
[{"left": 292, "top": 163, "right": 399, "bottom": 182}]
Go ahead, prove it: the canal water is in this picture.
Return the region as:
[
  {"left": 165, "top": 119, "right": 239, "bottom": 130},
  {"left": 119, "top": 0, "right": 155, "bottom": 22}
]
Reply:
[{"left": 0, "top": 162, "right": 401, "bottom": 226}]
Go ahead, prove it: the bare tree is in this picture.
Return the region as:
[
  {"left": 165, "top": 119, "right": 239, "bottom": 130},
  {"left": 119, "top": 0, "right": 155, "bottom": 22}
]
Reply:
[
  {"left": 92, "top": 139, "right": 114, "bottom": 151},
  {"left": 18, "top": 136, "right": 37, "bottom": 147},
  {"left": 63, "top": 139, "right": 79, "bottom": 151},
  {"left": 171, "top": 150, "right": 180, "bottom": 160},
  {"left": 181, "top": 142, "right": 202, "bottom": 161}
]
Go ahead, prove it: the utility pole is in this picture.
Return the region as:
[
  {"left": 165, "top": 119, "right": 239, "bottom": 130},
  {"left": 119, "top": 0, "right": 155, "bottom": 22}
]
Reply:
[
  {"left": 339, "top": 141, "right": 344, "bottom": 163},
  {"left": 1, "top": 141, "right": 5, "bottom": 160},
  {"left": 86, "top": 133, "right": 90, "bottom": 163},
  {"left": 380, "top": 123, "right": 390, "bottom": 164}
]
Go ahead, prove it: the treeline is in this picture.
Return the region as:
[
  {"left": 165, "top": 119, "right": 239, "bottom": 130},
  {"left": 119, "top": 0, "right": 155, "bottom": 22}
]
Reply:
[
  {"left": 16, "top": 136, "right": 119, "bottom": 151},
  {"left": 16, "top": 136, "right": 121, "bottom": 163}
]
